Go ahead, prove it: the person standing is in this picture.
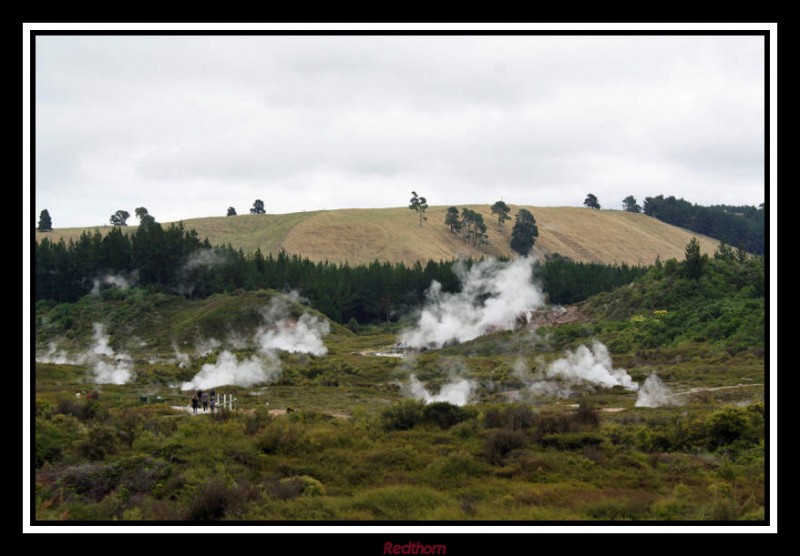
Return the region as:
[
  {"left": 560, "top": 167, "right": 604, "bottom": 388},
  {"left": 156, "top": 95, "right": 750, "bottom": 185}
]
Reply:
[
  {"left": 191, "top": 396, "right": 199, "bottom": 415},
  {"left": 202, "top": 391, "right": 209, "bottom": 412}
]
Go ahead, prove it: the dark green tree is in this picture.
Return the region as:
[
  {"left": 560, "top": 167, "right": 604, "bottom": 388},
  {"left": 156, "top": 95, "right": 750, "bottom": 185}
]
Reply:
[
  {"left": 510, "top": 209, "right": 539, "bottom": 256},
  {"left": 445, "top": 206, "right": 462, "bottom": 234},
  {"left": 459, "top": 208, "right": 488, "bottom": 247},
  {"left": 227, "top": 207, "right": 237, "bottom": 216},
  {"left": 250, "top": 200, "right": 266, "bottom": 215},
  {"left": 110, "top": 210, "right": 130, "bottom": 226},
  {"left": 37, "top": 209, "right": 53, "bottom": 232},
  {"left": 684, "top": 237, "right": 705, "bottom": 279},
  {"left": 622, "top": 196, "right": 641, "bottom": 213},
  {"left": 490, "top": 200, "right": 511, "bottom": 225},
  {"left": 584, "top": 193, "right": 600, "bottom": 210},
  {"left": 408, "top": 191, "right": 428, "bottom": 227},
  {"left": 135, "top": 207, "right": 156, "bottom": 229},
  {"left": 714, "top": 241, "right": 735, "bottom": 261}
]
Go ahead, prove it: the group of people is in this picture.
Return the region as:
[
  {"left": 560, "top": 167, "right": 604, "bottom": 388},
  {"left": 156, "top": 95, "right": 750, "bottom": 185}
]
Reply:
[{"left": 191, "top": 388, "right": 216, "bottom": 415}]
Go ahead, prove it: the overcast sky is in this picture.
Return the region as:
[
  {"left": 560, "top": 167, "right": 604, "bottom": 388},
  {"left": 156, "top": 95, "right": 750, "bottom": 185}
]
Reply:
[{"left": 34, "top": 34, "right": 765, "bottom": 228}]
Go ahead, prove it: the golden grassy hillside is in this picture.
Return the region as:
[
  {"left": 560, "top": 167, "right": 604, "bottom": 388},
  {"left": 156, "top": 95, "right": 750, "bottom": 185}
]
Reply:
[{"left": 35, "top": 205, "right": 719, "bottom": 266}]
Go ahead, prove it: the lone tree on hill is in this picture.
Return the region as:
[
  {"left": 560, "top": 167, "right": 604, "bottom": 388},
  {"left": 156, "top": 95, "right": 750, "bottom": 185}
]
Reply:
[
  {"left": 490, "top": 200, "right": 511, "bottom": 225},
  {"left": 510, "top": 208, "right": 539, "bottom": 256},
  {"left": 622, "top": 195, "right": 641, "bottom": 213},
  {"left": 584, "top": 193, "right": 601, "bottom": 210},
  {"left": 250, "top": 199, "right": 266, "bottom": 215},
  {"left": 409, "top": 191, "right": 428, "bottom": 227},
  {"left": 37, "top": 209, "right": 53, "bottom": 232},
  {"left": 226, "top": 207, "right": 237, "bottom": 216},
  {"left": 110, "top": 210, "right": 130, "bottom": 226}
]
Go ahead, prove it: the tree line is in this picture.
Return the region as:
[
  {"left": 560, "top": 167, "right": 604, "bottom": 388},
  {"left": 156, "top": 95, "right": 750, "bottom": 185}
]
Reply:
[
  {"left": 35, "top": 211, "right": 646, "bottom": 325},
  {"left": 641, "top": 195, "right": 764, "bottom": 255}
]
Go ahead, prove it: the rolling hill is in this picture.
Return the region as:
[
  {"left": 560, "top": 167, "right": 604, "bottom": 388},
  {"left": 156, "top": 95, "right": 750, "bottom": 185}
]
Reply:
[{"left": 35, "top": 205, "right": 719, "bottom": 266}]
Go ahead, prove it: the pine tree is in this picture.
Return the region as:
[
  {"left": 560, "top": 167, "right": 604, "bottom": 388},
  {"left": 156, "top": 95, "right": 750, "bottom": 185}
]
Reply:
[
  {"left": 37, "top": 209, "right": 53, "bottom": 232},
  {"left": 510, "top": 209, "right": 539, "bottom": 256},
  {"left": 490, "top": 200, "right": 511, "bottom": 225}
]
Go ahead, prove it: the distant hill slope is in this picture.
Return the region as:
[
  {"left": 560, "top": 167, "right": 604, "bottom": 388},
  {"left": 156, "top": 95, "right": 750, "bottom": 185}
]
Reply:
[{"left": 35, "top": 206, "right": 719, "bottom": 266}]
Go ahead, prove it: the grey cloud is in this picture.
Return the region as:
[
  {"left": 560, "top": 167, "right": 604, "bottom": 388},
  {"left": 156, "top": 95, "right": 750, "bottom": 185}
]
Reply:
[{"left": 34, "top": 35, "right": 765, "bottom": 227}]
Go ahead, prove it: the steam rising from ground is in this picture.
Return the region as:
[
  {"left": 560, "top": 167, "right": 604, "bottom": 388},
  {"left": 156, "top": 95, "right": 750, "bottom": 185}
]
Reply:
[
  {"left": 635, "top": 373, "right": 675, "bottom": 407},
  {"left": 255, "top": 312, "right": 330, "bottom": 355},
  {"left": 172, "top": 342, "right": 190, "bottom": 368},
  {"left": 91, "top": 271, "right": 138, "bottom": 297},
  {"left": 406, "top": 375, "right": 475, "bottom": 406},
  {"left": 511, "top": 342, "right": 638, "bottom": 399},
  {"left": 175, "top": 249, "right": 230, "bottom": 296},
  {"left": 401, "top": 257, "right": 544, "bottom": 349},
  {"left": 37, "top": 341, "right": 72, "bottom": 364},
  {"left": 36, "top": 324, "right": 133, "bottom": 384},
  {"left": 181, "top": 351, "right": 279, "bottom": 390},
  {"left": 181, "top": 292, "right": 330, "bottom": 390},
  {"left": 89, "top": 323, "right": 133, "bottom": 384},
  {"left": 546, "top": 342, "right": 638, "bottom": 391}
]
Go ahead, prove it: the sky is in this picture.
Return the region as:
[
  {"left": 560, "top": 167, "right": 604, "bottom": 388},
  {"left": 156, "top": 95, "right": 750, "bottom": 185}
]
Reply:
[{"left": 33, "top": 34, "right": 766, "bottom": 228}]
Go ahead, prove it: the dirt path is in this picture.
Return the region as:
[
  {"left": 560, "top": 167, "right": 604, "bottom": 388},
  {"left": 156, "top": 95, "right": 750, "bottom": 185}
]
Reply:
[{"left": 670, "top": 383, "right": 763, "bottom": 398}]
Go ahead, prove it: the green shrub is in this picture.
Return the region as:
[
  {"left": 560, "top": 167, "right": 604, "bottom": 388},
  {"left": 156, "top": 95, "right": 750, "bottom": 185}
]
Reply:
[
  {"left": 349, "top": 485, "right": 451, "bottom": 520},
  {"left": 187, "top": 479, "right": 230, "bottom": 521},
  {"left": 76, "top": 426, "right": 119, "bottom": 461},
  {"left": 422, "top": 401, "right": 475, "bottom": 430},
  {"left": 425, "top": 451, "right": 486, "bottom": 488},
  {"left": 540, "top": 432, "right": 604, "bottom": 451},
  {"left": 483, "top": 404, "right": 536, "bottom": 430},
  {"left": 256, "top": 422, "right": 306, "bottom": 456},
  {"left": 59, "top": 462, "right": 121, "bottom": 501},
  {"left": 381, "top": 399, "right": 425, "bottom": 431},
  {"left": 705, "top": 406, "right": 749, "bottom": 449},
  {"left": 484, "top": 430, "right": 527, "bottom": 465}
]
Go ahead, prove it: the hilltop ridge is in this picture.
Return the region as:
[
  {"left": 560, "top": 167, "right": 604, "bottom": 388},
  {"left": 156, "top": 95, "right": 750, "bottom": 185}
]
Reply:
[{"left": 35, "top": 205, "right": 719, "bottom": 266}]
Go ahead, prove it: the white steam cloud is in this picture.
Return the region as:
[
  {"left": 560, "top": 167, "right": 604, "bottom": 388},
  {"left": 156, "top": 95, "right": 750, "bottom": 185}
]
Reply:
[
  {"left": 254, "top": 292, "right": 330, "bottom": 356},
  {"left": 510, "top": 342, "right": 638, "bottom": 399},
  {"left": 635, "top": 373, "right": 676, "bottom": 408},
  {"left": 172, "top": 342, "right": 191, "bottom": 369},
  {"left": 89, "top": 323, "right": 133, "bottom": 384},
  {"left": 406, "top": 375, "right": 475, "bottom": 407},
  {"left": 181, "top": 350, "right": 279, "bottom": 391},
  {"left": 36, "top": 324, "right": 134, "bottom": 384},
  {"left": 545, "top": 342, "right": 638, "bottom": 391},
  {"left": 183, "top": 249, "right": 228, "bottom": 271},
  {"left": 91, "top": 271, "right": 138, "bottom": 297},
  {"left": 254, "top": 312, "right": 330, "bottom": 356},
  {"left": 180, "top": 291, "right": 330, "bottom": 389},
  {"left": 175, "top": 249, "right": 230, "bottom": 296},
  {"left": 36, "top": 341, "right": 72, "bottom": 364},
  {"left": 401, "top": 257, "right": 544, "bottom": 349}
]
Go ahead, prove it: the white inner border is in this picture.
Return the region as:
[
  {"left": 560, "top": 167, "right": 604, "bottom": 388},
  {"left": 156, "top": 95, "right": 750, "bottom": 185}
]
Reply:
[{"left": 22, "top": 21, "right": 778, "bottom": 534}]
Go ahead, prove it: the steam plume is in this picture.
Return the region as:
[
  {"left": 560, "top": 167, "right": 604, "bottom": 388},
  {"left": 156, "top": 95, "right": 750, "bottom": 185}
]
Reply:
[
  {"left": 406, "top": 375, "right": 475, "bottom": 407},
  {"left": 545, "top": 342, "right": 638, "bottom": 391},
  {"left": 180, "top": 291, "right": 330, "bottom": 389},
  {"left": 89, "top": 323, "right": 133, "bottom": 384},
  {"left": 254, "top": 293, "right": 330, "bottom": 356},
  {"left": 181, "top": 351, "right": 279, "bottom": 390},
  {"left": 91, "top": 271, "right": 138, "bottom": 297},
  {"left": 401, "top": 257, "right": 544, "bottom": 349},
  {"left": 635, "top": 373, "right": 676, "bottom": 407}
]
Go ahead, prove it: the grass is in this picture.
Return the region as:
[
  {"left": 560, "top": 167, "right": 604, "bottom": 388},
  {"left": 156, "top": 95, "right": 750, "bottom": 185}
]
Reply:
[
  {"left": 34, "top": 205, "right": 719, "bottom": 266},
  {"left": 33, "top": 316, "right": 765, "bottom": 521}
]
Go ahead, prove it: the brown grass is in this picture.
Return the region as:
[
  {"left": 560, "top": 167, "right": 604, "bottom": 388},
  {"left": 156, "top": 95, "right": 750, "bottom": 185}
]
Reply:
[{"left": 34, "top": 205, "right": 718, "bottom": 266}]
